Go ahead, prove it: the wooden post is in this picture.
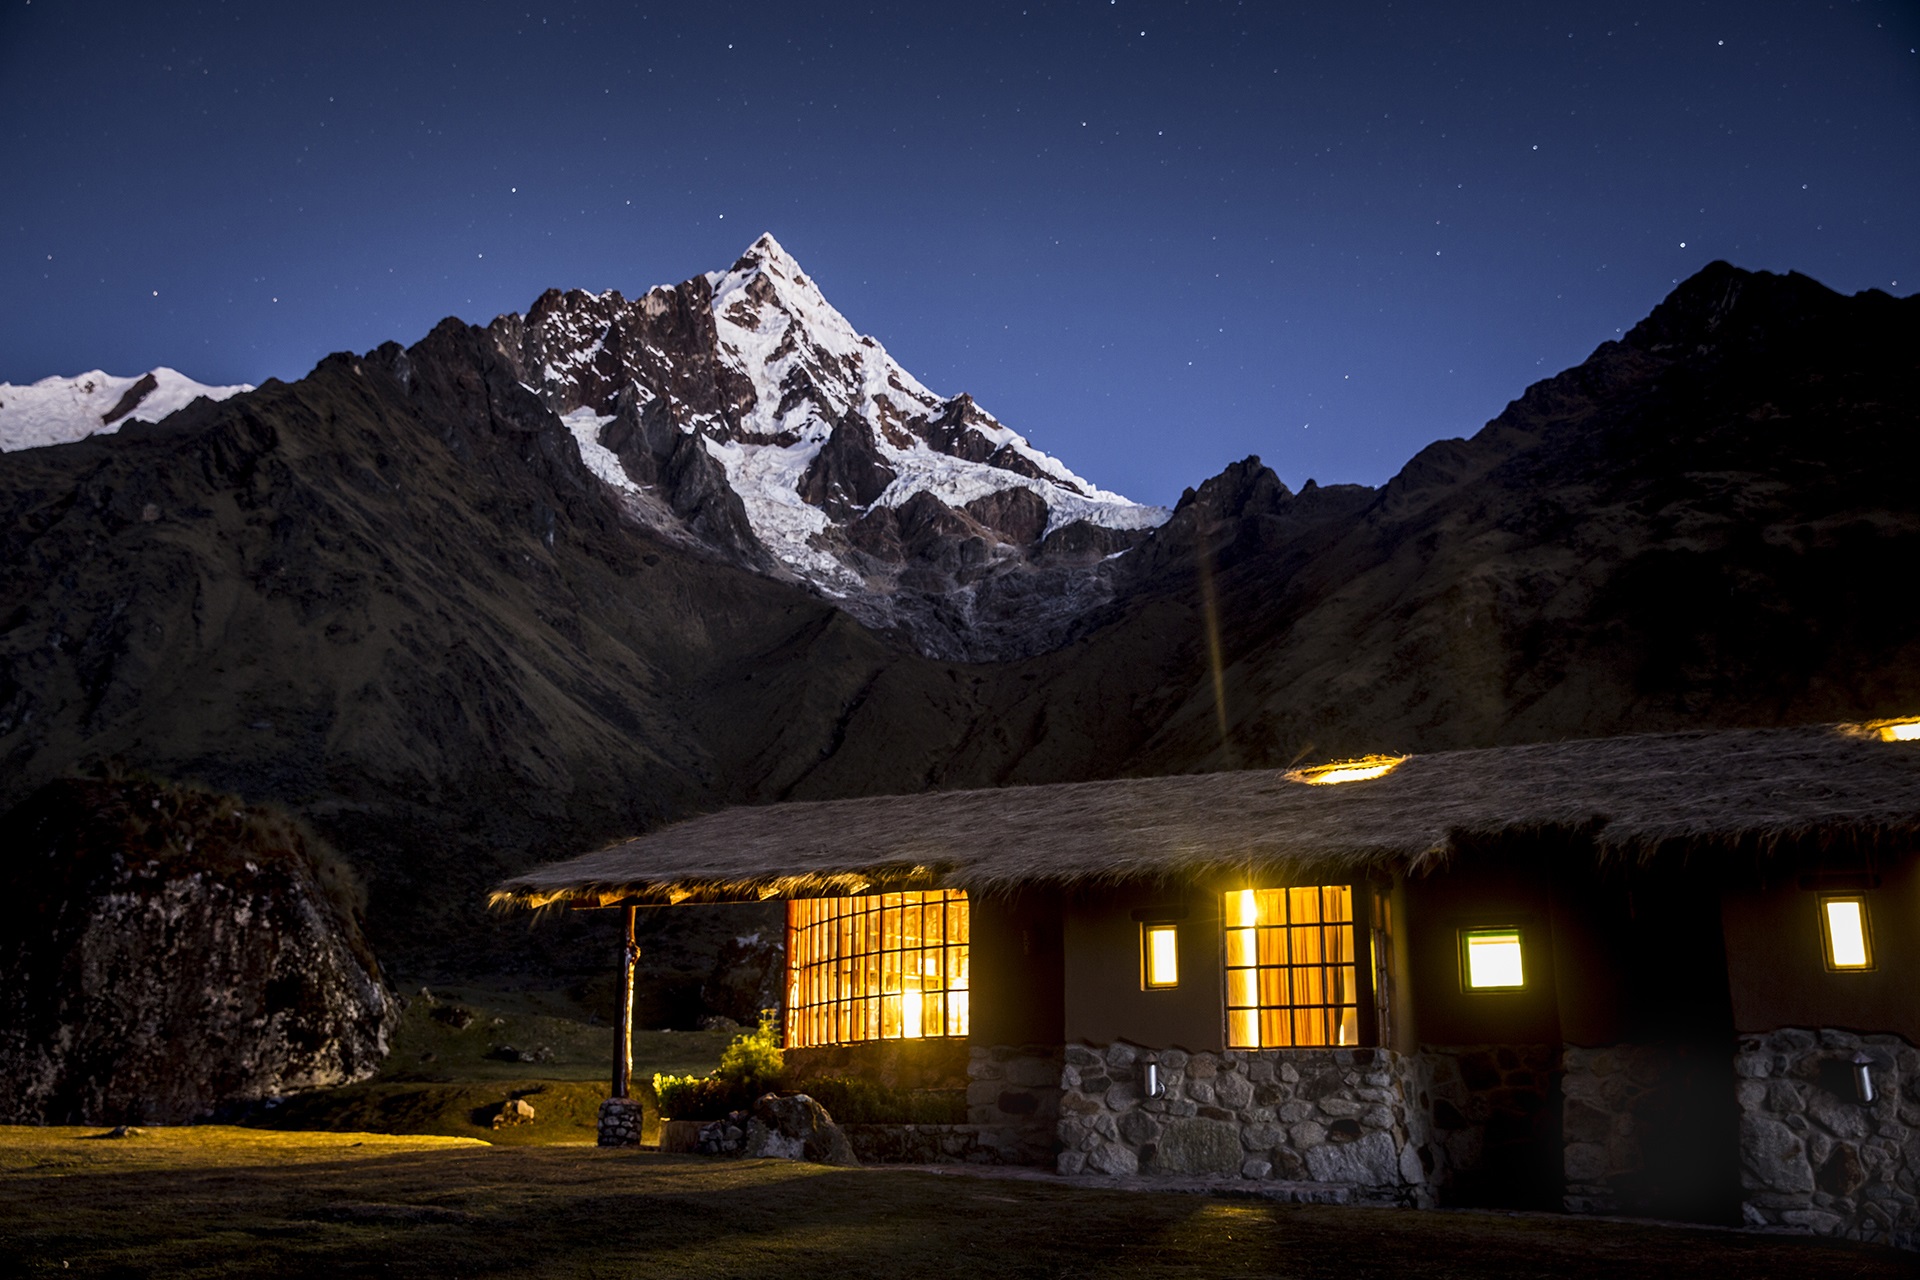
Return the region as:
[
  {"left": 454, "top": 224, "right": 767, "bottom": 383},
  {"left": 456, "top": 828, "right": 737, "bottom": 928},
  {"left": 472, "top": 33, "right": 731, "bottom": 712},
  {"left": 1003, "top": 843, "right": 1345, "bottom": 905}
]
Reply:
[{"left": 612, "top": 906, "right": 637, "bottom": 1099}]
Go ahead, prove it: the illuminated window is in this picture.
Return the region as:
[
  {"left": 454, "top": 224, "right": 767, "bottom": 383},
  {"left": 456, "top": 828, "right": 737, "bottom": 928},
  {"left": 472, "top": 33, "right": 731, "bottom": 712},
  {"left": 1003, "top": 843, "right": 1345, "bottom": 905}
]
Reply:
[
  {"left": 1224, "top": 886, "right": 1360, "bottom": 1048},
  {"left": 1461, "top": 929, "right": 1526, "bottom": 990},
  {"left": 1143, "top": 924, "right": 1179, "bottom": 989},
  {"left": 785, "top": 890, "right": 969, "bottom": 1048},
  {"left": 1820, "top": 896, "right": 1874, "bottom": 971},
  {"left": 1285, "top": 755, "right": 1408, "bottom": 786}
]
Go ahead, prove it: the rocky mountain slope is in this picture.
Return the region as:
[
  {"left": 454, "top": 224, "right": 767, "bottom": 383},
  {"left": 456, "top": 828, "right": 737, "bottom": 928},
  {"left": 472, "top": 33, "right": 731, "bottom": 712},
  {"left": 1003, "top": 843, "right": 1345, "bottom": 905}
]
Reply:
[{"left": 1, "top": 255, "right": 1914, "bottom": 976}]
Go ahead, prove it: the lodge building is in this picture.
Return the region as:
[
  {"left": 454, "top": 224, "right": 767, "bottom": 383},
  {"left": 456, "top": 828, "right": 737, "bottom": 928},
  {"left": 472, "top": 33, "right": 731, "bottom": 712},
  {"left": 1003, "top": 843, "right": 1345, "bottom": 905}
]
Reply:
[{"left": 492, "top": 720, "right": 1920, "bottom": 1249}]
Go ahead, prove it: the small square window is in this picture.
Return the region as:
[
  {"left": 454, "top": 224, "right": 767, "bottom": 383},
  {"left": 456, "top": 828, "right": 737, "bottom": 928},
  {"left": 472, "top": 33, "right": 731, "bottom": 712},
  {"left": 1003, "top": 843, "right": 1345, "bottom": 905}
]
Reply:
[
  {"left": 1461, "top": 929, "right": 1525, "bottom": 991},
  {"left": 1820, "top": 896, "right": 1874, "bottom": 971},
  {"left": 1143, "top": 923, "right": 1179, "bottom": 988}
]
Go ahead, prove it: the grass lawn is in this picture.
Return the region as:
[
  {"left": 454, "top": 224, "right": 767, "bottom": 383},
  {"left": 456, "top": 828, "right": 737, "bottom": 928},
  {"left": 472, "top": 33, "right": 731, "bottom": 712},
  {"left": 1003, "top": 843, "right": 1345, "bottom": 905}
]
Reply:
[
  {"left": 240, "top": 984, "right": 734, "bottom": 1146},
  {"left": 0, "top": 1127, "right": 1907, "bottom": 1280}
]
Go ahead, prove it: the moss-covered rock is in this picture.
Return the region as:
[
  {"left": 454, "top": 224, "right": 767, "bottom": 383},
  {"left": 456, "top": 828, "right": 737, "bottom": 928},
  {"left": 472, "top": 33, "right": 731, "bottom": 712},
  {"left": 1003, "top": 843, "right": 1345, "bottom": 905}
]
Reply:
[{"left": 0, "top": 775, "right": 396, "bottom": 1123}]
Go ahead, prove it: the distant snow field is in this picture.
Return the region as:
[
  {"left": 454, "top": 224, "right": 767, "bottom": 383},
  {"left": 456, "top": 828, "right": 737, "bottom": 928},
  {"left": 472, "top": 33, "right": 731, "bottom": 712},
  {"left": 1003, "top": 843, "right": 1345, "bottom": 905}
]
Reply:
[{"left": 0, "top": 368, "right": 252, "bottom": 453}]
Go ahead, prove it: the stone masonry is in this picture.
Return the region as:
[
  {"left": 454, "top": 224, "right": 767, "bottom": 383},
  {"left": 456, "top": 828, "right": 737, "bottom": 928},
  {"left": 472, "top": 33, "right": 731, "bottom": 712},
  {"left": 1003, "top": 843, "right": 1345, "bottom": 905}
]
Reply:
[
  {"left": 1561, "top": 1044, "right": 1670, "bottom": 1213},
  {"left": 1735, "top": 1029, "right": 1919, "bottom": 1250},
  {"left": 597, "top": 1096, "right": 646, "bottom": 1148},
  {"left": 1419, "top": 1044, "right": 1562, "bottom": 1207},
  {"left": 1057, "top": 1042, "right": 1434, "bottom": 1206},
  {"left": 964, "top": 1044, "right": 1064, "bottom": 1165}
]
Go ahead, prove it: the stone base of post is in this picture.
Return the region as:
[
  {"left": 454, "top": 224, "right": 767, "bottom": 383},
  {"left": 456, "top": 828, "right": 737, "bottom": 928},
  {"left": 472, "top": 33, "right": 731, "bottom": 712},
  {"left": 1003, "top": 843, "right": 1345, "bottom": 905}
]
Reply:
[{"left": 597, "top": 1096, "right": 645, "bottom": 1148}]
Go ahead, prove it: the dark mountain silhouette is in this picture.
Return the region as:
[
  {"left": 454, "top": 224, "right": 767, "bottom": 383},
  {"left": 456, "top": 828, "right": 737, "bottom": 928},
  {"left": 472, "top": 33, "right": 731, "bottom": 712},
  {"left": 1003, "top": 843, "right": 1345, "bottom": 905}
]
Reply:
[{"left": 1, "top": 259, "right": 1914, "bottom": 976}]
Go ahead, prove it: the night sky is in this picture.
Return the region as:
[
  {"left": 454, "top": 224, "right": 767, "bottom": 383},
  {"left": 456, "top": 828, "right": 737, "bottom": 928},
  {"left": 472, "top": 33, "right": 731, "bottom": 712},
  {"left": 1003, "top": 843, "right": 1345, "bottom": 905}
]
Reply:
[{"left": 3, "top": 1, "right": 1915, "bottom": 505}]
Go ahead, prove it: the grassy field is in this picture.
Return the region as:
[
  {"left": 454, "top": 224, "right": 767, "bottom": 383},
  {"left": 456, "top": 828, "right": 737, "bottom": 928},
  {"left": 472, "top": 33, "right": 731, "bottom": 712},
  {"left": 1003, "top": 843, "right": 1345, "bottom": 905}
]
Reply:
[
  {"left": 241, "top": 983, "right": 733, "bottom": 1146},
  {"left": 1, "top": 1126, "right": 1908, "bottom": 1279}
]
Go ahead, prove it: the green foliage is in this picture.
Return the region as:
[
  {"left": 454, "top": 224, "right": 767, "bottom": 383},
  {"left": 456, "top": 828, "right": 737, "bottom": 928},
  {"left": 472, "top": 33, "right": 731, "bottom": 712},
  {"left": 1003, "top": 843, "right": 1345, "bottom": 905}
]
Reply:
[
  {"left": 652, "top": 1013, "right": 787, "bottom": 1119},
  {"left": 715, "top": 1011, "right": 784, "bottom": 1084},
  {"left": 796, "top": 1077, "right": 967, "bottom": 1125},
  {"left": 650, "top": 1073, "right": 755, "bottom": 1121}
]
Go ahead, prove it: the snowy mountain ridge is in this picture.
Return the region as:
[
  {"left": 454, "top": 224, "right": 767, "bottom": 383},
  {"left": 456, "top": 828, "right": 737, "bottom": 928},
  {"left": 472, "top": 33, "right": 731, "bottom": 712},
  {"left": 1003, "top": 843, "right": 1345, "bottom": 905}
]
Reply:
[
  {"left": 0, "top": 368, "right": 252, "bottom": 453},
  {"left": 486, "top": 234, "right": 1170, "bottom": 652}
]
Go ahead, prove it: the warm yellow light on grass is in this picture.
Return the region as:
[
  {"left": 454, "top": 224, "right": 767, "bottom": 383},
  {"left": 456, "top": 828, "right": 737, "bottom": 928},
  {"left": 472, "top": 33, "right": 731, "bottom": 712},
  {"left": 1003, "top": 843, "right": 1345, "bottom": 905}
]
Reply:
[
  {"left": 1285, "top": 754, "right": 1408, "bottom": 786},
  {"left": 1821, "top": 897, "right": 1873, "bottom": 970},
  {"left": 1462, "top": 929, "right": 1525, "bottom": 990},
  {"left": 1143, "top": 924, "right": 1179, "bottom": 988}
]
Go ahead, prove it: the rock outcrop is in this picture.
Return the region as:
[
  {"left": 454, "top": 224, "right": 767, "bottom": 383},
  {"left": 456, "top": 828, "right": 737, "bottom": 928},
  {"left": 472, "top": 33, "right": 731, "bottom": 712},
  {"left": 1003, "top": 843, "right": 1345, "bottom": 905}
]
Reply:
[{"left": 0, "top": 777, "right": 396, "bottom": 1124}]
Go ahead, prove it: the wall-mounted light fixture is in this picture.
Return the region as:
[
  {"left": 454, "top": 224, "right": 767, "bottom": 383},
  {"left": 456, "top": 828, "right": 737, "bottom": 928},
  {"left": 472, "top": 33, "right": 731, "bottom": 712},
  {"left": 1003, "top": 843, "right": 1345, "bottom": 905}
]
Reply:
[
  {"left": 1142, "top": 1061, "right": 1165, "bottom": 1099},
  {"left": 1853, "top": 1052, "right": 1876, "bottom": 1105}
]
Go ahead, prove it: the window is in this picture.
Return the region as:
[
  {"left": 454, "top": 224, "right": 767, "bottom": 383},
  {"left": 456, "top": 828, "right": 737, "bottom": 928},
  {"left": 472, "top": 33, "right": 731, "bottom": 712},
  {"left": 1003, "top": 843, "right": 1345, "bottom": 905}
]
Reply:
[
  {"left": 1224, "top": 886, "right": 1361, "bottom": 1048},
  {"left": 1820, "top": 896, "right": 1873, "bottom": 971},
  {"left": 785, "top": 890, "right": 969, "bottom": 1048},
  {"left": 1460, "top": 929, "right": 1526, "bottom": 990},
  {"left": 1143, "top": 924, "right": 1179, "bottom": 988}
]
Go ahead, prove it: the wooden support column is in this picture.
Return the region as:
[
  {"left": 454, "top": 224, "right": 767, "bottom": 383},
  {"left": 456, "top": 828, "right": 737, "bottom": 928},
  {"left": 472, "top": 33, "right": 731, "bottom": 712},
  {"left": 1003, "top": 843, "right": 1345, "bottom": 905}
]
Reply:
[{"left": 612, "top": 906, "right": 638, "bottom": 1099}]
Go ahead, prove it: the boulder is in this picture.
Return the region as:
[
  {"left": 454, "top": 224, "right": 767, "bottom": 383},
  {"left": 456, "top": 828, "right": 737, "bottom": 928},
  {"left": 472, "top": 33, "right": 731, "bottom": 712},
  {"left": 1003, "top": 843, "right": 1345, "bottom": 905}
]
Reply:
[
  {"left": 0, "top": 777, "right": 396, "bottom": 1125},
  {"left": 742, "top": 1093, "right": 858, "bottom": 1166},
  {"left": 493, "top": 1098, "right": 536, "bottom": 1129}
]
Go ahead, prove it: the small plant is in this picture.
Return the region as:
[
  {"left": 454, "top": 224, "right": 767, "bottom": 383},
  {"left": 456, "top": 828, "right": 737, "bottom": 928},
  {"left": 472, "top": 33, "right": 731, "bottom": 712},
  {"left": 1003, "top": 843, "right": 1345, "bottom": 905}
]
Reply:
[
  {"left": 653, "top": 1011, "right": 786, "bottom": 1120},
  {"left": 715, "top": 1011, "right": 783, "bottom": 1085}
]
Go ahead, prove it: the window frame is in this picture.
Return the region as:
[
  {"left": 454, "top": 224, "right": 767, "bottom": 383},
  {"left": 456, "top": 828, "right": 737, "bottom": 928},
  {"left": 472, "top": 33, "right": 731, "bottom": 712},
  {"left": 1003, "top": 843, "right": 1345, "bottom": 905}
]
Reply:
[
  {"left": 1458, "top": 927, "right": 1528, "bottom": 993},
  {"left": 1818, "top": 894, "right": 1875, "bottom": 972},
  {"left": 784, "top": 889, "right": 971, "bottom": 1049},
  {"left": 1220, "top": 882, "right": 1382, "bottom": 1050},
  {"left": 1141, "top": 922, "right": 1180, "bottom": 990}
]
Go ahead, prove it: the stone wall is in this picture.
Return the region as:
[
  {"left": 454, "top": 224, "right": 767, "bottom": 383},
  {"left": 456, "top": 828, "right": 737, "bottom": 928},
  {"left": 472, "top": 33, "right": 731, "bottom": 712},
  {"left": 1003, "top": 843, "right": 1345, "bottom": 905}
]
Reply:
[
  {"left": 1056, "top": 1042, "right": 1434, "bottom": 1206},
  {"left": 1562, "top": 1042, "right": 1742, "bottom": 1221},
  {"left": 966, "top": 1044, "right": 1063, "bottom": 1163},
  {"left": 1735, "top": 1029, "right": 1919, "bottom": 1250},
  {"left": 1417, "top": 1045, "right": 1562, "bottom": 1209},
  {"left": 844, "top": 1122, "right": 1053, "bottom": 1166},
  {"left": 1562, "top": 1044, "right": 1668, "bottom": 1212}
]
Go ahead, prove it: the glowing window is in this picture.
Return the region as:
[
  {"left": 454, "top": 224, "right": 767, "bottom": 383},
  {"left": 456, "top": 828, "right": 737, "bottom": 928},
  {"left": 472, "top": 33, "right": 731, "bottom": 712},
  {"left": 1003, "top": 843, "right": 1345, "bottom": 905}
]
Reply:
[
  {"left": 1820, "top": 896, "right": 1873, "bottom": 971},
  {"left": 1461, "top": 929, "right": 1526, "bottom": 990},
  {"left": 785, "top": 890, "right": 969, "bottom": 1048},
  {"left": 1143, "top": 924, "right": 1179, "bottom": 989},
  {"left": 1224, "top": 886, "right": 1360, "bottom": 1048},
  {"left": 1285, "top": 755, "right": 1408, "bottom": 786}
]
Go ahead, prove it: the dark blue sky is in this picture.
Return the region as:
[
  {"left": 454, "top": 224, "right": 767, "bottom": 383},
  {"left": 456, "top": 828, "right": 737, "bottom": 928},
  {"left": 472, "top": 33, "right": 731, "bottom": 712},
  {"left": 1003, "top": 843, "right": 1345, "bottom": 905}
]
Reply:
[{"left": 4, "top": 1, "right": 1915, "bottom": 505}]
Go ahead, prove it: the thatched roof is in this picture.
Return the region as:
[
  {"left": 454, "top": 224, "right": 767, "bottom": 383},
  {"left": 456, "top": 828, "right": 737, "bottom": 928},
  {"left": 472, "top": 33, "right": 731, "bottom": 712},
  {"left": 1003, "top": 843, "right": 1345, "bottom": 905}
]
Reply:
[{"left": 490, "top": 723, "right": 1920, "bottom": 909}]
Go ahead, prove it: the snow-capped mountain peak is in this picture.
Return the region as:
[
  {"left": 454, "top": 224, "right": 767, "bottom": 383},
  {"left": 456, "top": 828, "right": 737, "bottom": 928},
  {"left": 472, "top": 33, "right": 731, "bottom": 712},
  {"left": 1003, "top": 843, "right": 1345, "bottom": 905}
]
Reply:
[
  {"left": 0, "top": 367, "right": 253, "bottom": 453},
  {"left": 489, "top": 235, "right": 1169, "bottom": 644}
]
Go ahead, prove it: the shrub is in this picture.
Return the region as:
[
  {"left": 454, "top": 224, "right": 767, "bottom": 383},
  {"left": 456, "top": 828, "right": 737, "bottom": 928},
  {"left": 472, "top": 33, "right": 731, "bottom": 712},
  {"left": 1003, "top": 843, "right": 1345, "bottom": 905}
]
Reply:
[
  {"left": 715, "top": 1011, "right": 784, "bottom": 1085},
  {"left": 653, "top": 1012, "right": 787, "bottom": 1120},
  {"left": 798, "top": 1077, "right": 967, "bottom": 1125}
]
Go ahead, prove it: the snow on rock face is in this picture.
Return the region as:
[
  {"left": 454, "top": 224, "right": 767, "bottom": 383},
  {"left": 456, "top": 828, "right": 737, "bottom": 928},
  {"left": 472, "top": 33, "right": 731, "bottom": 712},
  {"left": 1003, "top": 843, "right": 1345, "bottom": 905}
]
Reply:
[
  {"left": 494, "top": 232, "right": 1168, "bottom": 609},
  {"left": 0, "top": 368, "right": 252, "bottom": 453}
]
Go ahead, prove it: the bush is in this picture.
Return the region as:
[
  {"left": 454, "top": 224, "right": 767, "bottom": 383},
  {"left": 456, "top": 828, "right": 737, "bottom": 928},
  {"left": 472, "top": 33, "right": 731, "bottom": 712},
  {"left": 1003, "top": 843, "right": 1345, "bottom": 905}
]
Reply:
[
  {"left": 798, "top": 1077, "right": 967, "bottom": 1125},
  {"left": 653, "top": 1012, "right": 786, "bottom": 1120},
  {"left": 715, "top": 1011, "right": 784, "bottom": 1084}
]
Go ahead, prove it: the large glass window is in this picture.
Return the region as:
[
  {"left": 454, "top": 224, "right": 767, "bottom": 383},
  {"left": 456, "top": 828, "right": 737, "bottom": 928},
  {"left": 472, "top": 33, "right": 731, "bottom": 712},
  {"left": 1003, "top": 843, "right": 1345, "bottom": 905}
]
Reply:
[
  {"left": 1224, "top": 886, "right": 1360, "bottom": 1049},
  {"left": 785, "top": 890, "right": 970, "bottom": 1048}
]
